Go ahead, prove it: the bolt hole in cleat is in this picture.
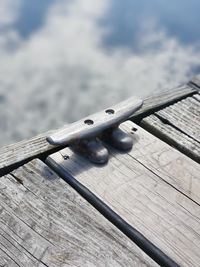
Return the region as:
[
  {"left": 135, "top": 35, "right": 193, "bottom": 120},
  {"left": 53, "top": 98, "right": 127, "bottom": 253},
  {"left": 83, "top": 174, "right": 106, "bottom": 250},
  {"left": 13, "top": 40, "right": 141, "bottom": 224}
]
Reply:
[{"left": 46, "top": 96, "right": 143, "bottom": 164}]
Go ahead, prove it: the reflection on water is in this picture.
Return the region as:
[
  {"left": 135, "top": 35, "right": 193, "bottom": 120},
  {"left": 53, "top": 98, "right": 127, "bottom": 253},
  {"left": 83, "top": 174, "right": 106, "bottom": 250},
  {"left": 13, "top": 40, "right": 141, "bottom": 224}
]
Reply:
[
  {"left": 0, "top": 0, "right": 200, "bottom": 146},
  {"left": 14, "top": 0, "right": 56, "bottom": 38},
  {"left": 100, "top": 0, "right": 200, "bottom": 50}
]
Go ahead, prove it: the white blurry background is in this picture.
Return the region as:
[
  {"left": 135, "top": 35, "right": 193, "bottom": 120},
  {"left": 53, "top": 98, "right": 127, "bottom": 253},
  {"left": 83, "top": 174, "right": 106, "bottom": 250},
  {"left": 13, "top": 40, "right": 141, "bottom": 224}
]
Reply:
[{"left": 0, "top": 0, "right": 200, "bottom": 146}]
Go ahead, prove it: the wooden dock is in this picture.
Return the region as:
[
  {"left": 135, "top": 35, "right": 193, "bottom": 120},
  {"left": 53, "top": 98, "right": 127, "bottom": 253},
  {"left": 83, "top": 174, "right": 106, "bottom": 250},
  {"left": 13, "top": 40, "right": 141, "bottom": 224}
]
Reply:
[{"left": 0, "top": 76, "right": 200, "bottom": 266}]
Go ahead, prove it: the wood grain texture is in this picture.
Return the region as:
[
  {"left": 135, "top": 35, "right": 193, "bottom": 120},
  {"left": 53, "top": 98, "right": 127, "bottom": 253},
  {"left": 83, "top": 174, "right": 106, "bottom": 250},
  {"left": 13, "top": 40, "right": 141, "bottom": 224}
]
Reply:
[
  {"left": 141, "top": 114, "right": 200, "bottom": 164},
  {"left": 0, "top": 84, "right": 196, "bottom": 174},
  {"left": 141, "top": 94, "right": 200, "bottom": 164},
  {"left": 0, "top": 159, "right": 157, "bottom": 267},
  {"left": 47, "top": 121, "right": 200, "bottom": 267},
  {"left": 0, "top": 131, "right": 54, "bottom": 175},
  {"left": 193, "top": 93, "right": 200, "bottom": 102},
  {"left": 155, "top": 96, "right": 200, "bottom": 143},
  {"left": 123, "top": 121, "right": 200, "bottom": 202},
  {"left": 191, "top": 74, "right": 200, "bottom": 88},
  {"left": 132, "top": 84, "right": 196, "bottom": 119}
]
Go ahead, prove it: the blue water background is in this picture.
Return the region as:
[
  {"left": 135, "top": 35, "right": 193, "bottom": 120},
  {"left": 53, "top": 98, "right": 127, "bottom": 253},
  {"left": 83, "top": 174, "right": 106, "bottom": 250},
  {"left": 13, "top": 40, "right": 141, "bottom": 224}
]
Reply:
[{"left": 0, "top": 0, "right": 199, "bottom": 145}]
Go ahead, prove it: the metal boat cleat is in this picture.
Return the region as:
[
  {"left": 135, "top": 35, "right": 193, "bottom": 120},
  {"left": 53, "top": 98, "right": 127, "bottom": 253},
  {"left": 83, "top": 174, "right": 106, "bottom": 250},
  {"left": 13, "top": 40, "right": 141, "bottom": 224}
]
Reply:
[
  {"left": 46, "top": 96, "right": 143, "bottom": 164},
  {"left": 101, "top": 127, "right": 134, "bottom": 151},
  {"left": 71, "top": 138, "right": 109, "bottom": 164}
]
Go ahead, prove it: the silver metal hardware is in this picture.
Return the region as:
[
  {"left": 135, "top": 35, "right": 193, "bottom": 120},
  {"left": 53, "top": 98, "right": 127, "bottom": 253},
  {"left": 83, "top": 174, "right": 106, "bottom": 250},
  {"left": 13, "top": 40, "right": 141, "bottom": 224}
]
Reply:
[{"left": 46, "top": 96, "right": 143, "bottom": 164}]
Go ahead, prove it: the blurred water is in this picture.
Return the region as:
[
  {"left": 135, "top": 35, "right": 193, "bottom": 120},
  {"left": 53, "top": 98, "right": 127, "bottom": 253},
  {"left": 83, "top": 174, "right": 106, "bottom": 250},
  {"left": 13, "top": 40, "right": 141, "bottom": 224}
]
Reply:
[{"left": 0, "top": 0, "right": 200, "bottom": 146}]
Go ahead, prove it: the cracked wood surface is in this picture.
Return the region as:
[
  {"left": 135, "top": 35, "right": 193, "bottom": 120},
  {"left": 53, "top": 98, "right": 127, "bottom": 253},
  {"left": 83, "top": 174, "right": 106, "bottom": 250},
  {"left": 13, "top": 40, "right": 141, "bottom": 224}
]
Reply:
[
  {"left": 47, "top": 121, "right": 200, "bottom": 267},
  {"left": 141, "top": 94, "right": 200, "bottom": 163},
  {"left": 0, "top": 84, "right": 196, "bottom": 174},
  {"left": 0, "top": 159, "right": 157, "bottom": 267}
]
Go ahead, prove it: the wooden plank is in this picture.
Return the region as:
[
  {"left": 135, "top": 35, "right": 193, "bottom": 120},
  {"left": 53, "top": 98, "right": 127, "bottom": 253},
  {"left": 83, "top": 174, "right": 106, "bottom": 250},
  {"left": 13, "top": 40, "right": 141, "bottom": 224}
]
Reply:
[
  {"left": 193, "top": 94, "right": 200, "bottom": 102},
  {"left": 121, "top": 121, "right": 200, "bottom": 202},
  {"left": 0, "top": 250, "right": 27, "bottom": 267},
  {"left": 132, "top": 84, "right": 196, "bottom": 119},
  {"left": 190, "top": 74, "right": 200, "bottom": 88},
  {"left": 0, "top": 227, "right": 47, "bottom": 267},
  {"left": 0, "top": 84, "right": 196, "bottom": 174},
  {"left": 0, "top": 159, "right": 157, "bottom": 267},
  {"left": 47, "top": 121, "right": 200, "bottom": 267},
  {"left": 141, "top": 115, "right": 200, "bottom": 164},
  {"left": 155, "top": 96, "right": 200, "bottom": 143},
  {"left": 0, "top": 131, "right": 55, "bottom": 175}
]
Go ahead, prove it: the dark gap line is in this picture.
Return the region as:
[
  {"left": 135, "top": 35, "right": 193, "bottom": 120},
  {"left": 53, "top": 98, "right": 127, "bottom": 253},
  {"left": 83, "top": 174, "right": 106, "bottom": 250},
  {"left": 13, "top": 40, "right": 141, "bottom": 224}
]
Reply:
[
  {"left": 0, "top": 226, "right": 49, "bottom": 267},
  {"left": 127, "top": 153, "right": 200, "bottom": 208},
  {"left": 192, "top": 96, "right": 200, "bottom": 103},
  {"left": 188, "top": 81, "right": 200, "bottom": 90},
  {"left": 45, "top": 157, "right": 180, "bottom": 267},
  {"left": 0, "top": 145, "right": 66, "bottom": 177},
  {"left": 0, "top": 84, "right": 198, "bottom": 177},
  {"left": 140, "top": 118, "right": 200, "bottom": 164},
  {"left": 131, "top": 90, "right": 197, "bottom": 124},
  {"left": 154, "top": 113, "right": 200, "bottom": 145}
]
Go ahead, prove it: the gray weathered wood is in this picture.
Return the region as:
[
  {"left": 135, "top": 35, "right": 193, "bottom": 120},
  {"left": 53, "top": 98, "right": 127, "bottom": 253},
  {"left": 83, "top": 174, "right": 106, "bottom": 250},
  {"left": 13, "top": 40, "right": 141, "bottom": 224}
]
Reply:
[
  {"left": 141, "top": 94, "right": 200, "bottom": 163},
  {"left": 0, "top": 84, "right": 196, "bottom": 174},
  {"left": 0, "top": 159, "right": 157, "bottom": 267},
  {"left": 193, "top": 93, "right": 200, "bottom": 102},
  {"left": 122, "top": 121, "right": 200, "bottom": 202},
  {"left": 141, "top": 114, "right": 200, "bottom": 164},
  {"left": 48, "top": 119, "right": 200, "bottom": 204},
  {"left": 190, "top": 74, "right": 200, "bottom": 88},
  {"left": 133, "top": 84, "right": 196, "bottom": 118},
  {"left": 155, "top": 96, "right": 200, "bottom": 143},
  {"left": 47, "top": 121, "right": 200, "bottom": 267},
  {"left": 0, "top": 131, "right": 54, "bottom": 175}
]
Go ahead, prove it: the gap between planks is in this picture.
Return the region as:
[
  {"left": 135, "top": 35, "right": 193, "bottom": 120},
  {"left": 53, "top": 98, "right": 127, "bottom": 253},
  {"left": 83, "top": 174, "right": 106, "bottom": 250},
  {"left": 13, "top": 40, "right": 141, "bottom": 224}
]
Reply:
[
  {"left": 0, "top": 83, "right": 198, "bottom": 176},
  {"left": 0, "top": 159, "right": 157, "bottom": 267},
  {"left": 141, "top": 94, "right": 200, "bottom": 164},
  {"left": 47, "top": 120, "right": 200, "bottom": 267}
]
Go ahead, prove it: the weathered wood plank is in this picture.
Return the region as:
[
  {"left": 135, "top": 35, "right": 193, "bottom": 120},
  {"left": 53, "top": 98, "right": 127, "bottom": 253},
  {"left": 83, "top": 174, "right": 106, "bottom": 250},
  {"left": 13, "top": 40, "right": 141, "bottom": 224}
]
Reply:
[
  {"left": 193, "top": 93, "right": 200, "bottom": 102},
  {"left": 47, "top": 121, "right": 200, "bottom": 267},
  {"left": 0, "top": 84, "right": 196, "bottom": 174},
  {"left": 0, "top": 247, "right": 29, "bottom": 267},
  {"left": 122, "top": 121, "right": 200, "bottom": 203},
  {"left": 141, "top": 115, "right": 200, "bottom": 164},
  {"left": 0, "top": 226, "right": 47, "bottom": 267},
  {"left": 0, "top": 159, "right": 157, "bottom": 267},
  {"left": 155, "top": 96, "right": 200, "bottom": 143},
  {"left": 190, "top": 74, "right": 200, "bottom": 88},
  {"left": 141, "top": 94, "right": 200, "bottom": 163},
  {"left": 0, "top": 131, "right": 55, "bottom": 176},
  {"left": 132, "top": 84, "right": 196, "bottom": 119}
]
